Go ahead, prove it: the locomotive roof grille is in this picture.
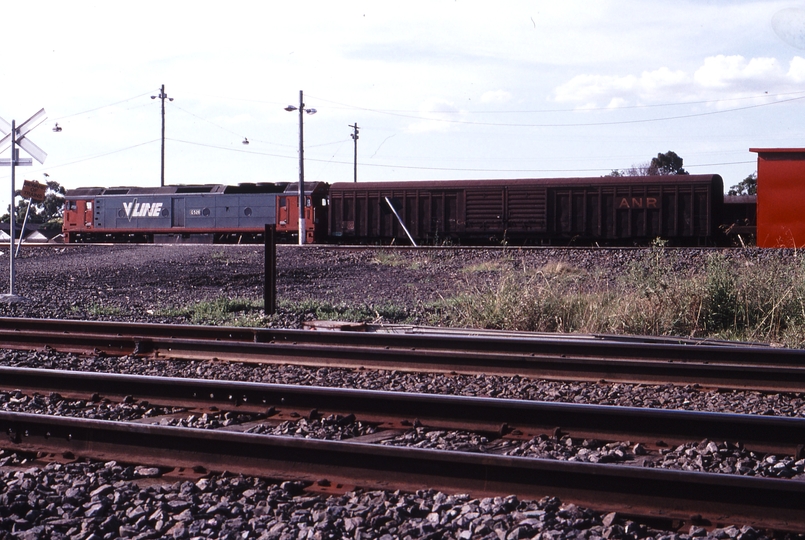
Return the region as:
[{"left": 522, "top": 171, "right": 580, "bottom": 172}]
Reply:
[{"left": 65, "top": 183, "right": 293, "bottom": 198}]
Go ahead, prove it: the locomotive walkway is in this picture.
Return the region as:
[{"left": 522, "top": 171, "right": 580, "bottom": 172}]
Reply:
[
  {"left": 0, "top": 317, "right": 804, "bottom": 391},
  {"left": 0, "top": 367, "right": 804, "bottom": 532}
]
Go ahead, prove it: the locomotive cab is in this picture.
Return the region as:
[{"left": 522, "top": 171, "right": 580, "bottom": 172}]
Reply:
[
  {"left": 276, "top": 182, "right": 329, "bottom": 243},
  {"left": 63, "top": 188, "right": 105, "bottom": 243}
]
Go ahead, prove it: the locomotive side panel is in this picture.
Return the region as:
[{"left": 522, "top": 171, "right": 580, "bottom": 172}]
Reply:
[{"left": 64, "top": 184, "right": 289, "bottom": 243}]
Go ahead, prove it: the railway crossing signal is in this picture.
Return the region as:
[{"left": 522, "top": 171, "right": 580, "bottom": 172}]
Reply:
[
  {"left": 0, "top": 108, "right": 48, "bottom": 165},
  {"left": 0, "top": 108, "right": 48, "bottom": 300}
]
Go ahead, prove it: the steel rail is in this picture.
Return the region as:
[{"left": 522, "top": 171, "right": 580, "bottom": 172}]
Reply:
[
  {"left": 0, "top": 318, "right": 804, "bottom": 390},
  {"left": 0, "top": 328, "right": 804, "bottom": 392},
  {"left": 0, "top": 410, "right": 803, "bottom": 532},
  {"left": 1, "top": 367, "right": 804, "bottom": 457},
  {"left": 0, "top": 316, "right": 801, "bottom": 365}
]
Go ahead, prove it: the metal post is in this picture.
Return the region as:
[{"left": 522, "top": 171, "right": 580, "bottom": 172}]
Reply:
[
  {"left": 298, "top": 90, "right": 306, "bottom": 245},
  {"left": 264, "top": 224, "right": 277, "bottom": 315},
  {"left": 9, "top": 121, "right": 15, "bottom": 295},
  {"left": 384, "top": 197, "right": 418, "bottom": 247},
  {"left": 15, "top": 200, "right": 31, "bottom": 258},
  {"left": 160, "top": 84, "right": 166, "bottom": 187},
  {"left": 350, "top": 123, "right": 359, "bottom": 183}
]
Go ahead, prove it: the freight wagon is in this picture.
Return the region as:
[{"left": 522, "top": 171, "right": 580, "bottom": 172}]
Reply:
[{"left": 328, "top": 175, "right": 725, "bottom": 245}]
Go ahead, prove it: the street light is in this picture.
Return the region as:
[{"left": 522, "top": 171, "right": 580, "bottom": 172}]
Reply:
[
  {"left": 285, "top": 90, "right": 317, "bottom": 245},
  {"left": 151, "top": 84, "right": 173, "bottom": 187},
  {"left": 349, "top": 123, "right": 359, "bottom": 183}
]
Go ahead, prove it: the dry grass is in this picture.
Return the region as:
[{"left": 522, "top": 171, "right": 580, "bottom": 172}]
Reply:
[{"left": 432, "top": 250, "right": 805, "bottom": 347}]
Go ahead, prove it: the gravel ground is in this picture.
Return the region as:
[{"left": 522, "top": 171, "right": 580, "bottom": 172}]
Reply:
[
  {"left": 3, "top": 457, "right": 768, "bottom": 540},
  {"left": 0, "top": 244, "right": 803, "bottom": 538},
  {"left": 0, "top": 244, "right": 799, "bottom": 326}
]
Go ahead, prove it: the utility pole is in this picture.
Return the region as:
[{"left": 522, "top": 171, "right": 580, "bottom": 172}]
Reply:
[
  {"left": 298, "top": 91, "right": 305, "bottom": 243},
  {"left": 284, "top": 91, "right": 317, "bottom": 245},
  {"left": 0, "top": 108, "right": 48, "bottom": 300},
  {"left": 151, "top": 85, "right": 173, "bottom": 187},
  {"left": 349, "top": 123, "right": 359, "bottom": 183},
  {"left": 9, "top": 122, "right": 16, "bottom": 295}
]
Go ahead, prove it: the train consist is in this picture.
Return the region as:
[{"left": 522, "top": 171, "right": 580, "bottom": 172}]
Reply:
[{"left": 62, "top": 174, "right": 756, "bottom": 246}]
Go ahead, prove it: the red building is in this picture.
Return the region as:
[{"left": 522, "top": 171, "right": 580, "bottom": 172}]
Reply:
[{"left": 750, "top": 148, "right": 805, "bottom": 248}]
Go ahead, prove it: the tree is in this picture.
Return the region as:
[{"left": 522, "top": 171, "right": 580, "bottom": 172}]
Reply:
[
  {"left": 648, "top": 151, "right": 688, "bottom": 175},
  {"left": 606, "top": 151, "right": 688, "bottom": 177},
  {"left": 1, "top": 180, "right": 66, "bottom": 228},
  {"left": 728, "top": 172, "right": 757, "bottom": 196}
]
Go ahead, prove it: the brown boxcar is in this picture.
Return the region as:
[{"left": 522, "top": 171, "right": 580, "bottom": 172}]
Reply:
[
  {"left": 722, "top": 195, "right": 757, "bottom": 240},
  {"left": 328, "top": 175, "right": 724, "bottom": 245}
]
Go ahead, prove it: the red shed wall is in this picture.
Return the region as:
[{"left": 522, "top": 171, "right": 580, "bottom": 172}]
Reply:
[{"left": 751, "top": 148, "right": 805, "bottom": 248}]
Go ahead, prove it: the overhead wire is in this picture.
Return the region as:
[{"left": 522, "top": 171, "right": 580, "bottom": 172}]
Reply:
[
  {"left": 308, "top": 90, "right": 805, "bottom": 114},
  {"left": 0, "top": 139, "right": 160, "bottom": 181},
  {"left": 168, "top": 102, "right": 296, "bottom": 148},
  {"left": 54, "top": 91, "right": 155, "bottom": 121},
  {"left": 29, "top": 87, "right": 782, "bottom": 177},
  {"left": 306, "top": 93, "right": 805, "bottom": 127},
  {"left": 167, "top": 137, "right": 755, "bottom": 174}
]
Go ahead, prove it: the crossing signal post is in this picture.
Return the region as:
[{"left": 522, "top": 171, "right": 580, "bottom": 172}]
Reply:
[
  {"left": 0, "top": 109, "right": 48, "bottom": 300},
  {"left": 16, "top": 180, "right": 47, "bottom": 257}
]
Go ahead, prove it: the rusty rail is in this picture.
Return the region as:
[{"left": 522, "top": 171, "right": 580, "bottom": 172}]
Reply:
[
  {"left": 1, "top": 410, "right": 804, "bottom": 532},
  {"left": 1, "top": 366, "right": 804, "bottom": 459},
  {"left": 0, "top": 318, "right": 803, "bottom": 391}
]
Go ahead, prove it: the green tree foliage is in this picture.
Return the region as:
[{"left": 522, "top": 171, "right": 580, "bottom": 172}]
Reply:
[
  {"left": 648, "top": 151, "right": 688, "bottom": 175},
  {"left": 727, "top": 172, "right": 757, "bottom": 196},
  {"left": 606, "top": 151, "right": 688, "bottom": 177},
  {"left": 2, "top": 180, "right": 66, "bottom": 228}
]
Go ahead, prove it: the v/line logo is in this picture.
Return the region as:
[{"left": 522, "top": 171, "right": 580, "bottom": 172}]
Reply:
[{"left": 123, "top": 199, "right": 164, "bottom": 221}]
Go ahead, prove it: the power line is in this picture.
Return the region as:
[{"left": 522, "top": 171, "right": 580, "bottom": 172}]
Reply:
[
  {"left": 54, "top": 91, "right": 154, "bottom": 121},
  {"left": 0, "top": 139, "right": 160, "bottom": 178},
  {"left": 306, "top": 94, "right": 805, "bottom": 128},
  {"left": 308, "top": 90, "right": 805, "bottom": 114},
  {"left": 0, "top": 134, "right": 755, "bottom": 182},
  {"left": 167, "top": 137, "right": 754, "bottom": 174},
  {"left": 169, "top": 102, "right": 297, "bottom": 148}
]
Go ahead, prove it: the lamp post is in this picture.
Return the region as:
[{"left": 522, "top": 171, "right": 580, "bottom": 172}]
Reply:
[
  {"left": 350, "top": 123, "right": 359, "bottom": 183},
  {"left": 285, "top": 90, "right": 317, "bottom": 245},
  {"left": 151, "top": 84, "right": 173, "bottom": 187}
]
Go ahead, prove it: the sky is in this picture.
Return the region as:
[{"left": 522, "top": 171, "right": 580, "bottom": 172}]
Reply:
[{"left": 2, "top": 1, "right": 805, "bottom": 211}]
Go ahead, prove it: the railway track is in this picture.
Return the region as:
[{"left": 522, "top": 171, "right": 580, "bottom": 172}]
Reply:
[
  {"left": 1, "top": 367, "right": 805, "bottom": 532},
  {"left": 0, "top": 317, "right": 804, "bottom": 391}
]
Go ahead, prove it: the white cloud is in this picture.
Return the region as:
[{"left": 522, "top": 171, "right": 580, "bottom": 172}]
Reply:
[
  {"left": 693, "top": 55, "right": 781, "bottom": 88},
  {"left": 480, "top": 90, "right": 512, "bottom": 104},
  {"left": 406, "top": 98, "right": 462, "bottom": 133},
  {"left": 607, "top": 97, "right": 629, "bottom": 109},
  {"left": 554, "top": 55, "right": 805, "bottom": 108},
  {"left": 787, "top": 56, "right": 805, "bottom": 82}
]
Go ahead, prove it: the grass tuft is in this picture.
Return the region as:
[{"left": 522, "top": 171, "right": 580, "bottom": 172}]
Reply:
[
  {"left": 427, "top": 250, "right": 805, "bottom": 347},
  {"left": 159, "top": 297, "right": 266, "bottom": 326}
]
